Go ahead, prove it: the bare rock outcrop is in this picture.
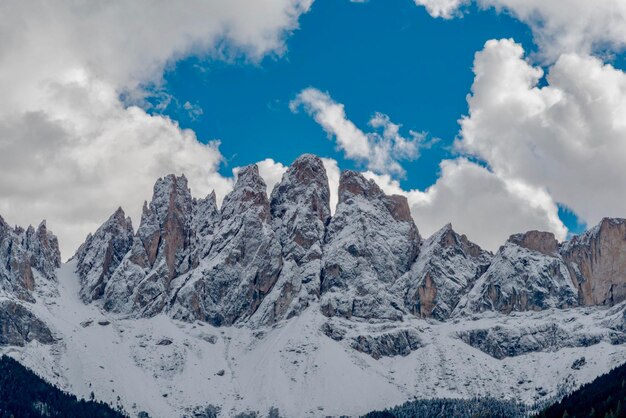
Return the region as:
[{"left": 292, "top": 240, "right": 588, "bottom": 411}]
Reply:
[
  {"left": 398, "top": 224, "right": 492, "bottom": 320},
  {"left": 0, "top": 217, "right": 60, "bottom": 302},
  {"left": 509, "top": 230, "right": 558, "bottom": 256},
  {"left": 320, "top": 170, "right": 420, "bottom": 321},
  {"left": 455, "top": 231, "right": 578, "bottom": 315},
  {"left": 75, "top": 208, "right": 134, "bottom": 302},
  {"left": 101, "top": 175, "right": 196, "bottom": 315},
  {"left": 171, "top": 165, "right": 282, "bottom": 325},
  {"left": 561, "top": 218, "right": 626, "bottom": 306},
  {"left": 251, "top": 154, "right": 331, "bottom": 325},
  {"left": 0, "top": 300, "right": 55, "bottom": 346}
]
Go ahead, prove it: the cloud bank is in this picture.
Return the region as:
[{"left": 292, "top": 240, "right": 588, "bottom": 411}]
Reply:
[{"left": 458, "top": 38, "right": 626, "bottom": 228}]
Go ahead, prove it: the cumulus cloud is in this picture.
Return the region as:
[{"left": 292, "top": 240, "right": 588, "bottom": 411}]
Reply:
[
  {"left": 412, "top": 0, "right": 626, "bottom": 59},
  {"left": 458, "top": 38, "right": 626, "bottom": 228},
  {"left": 363, "top": 159, "right": 566, "bottom": 251},
  {"left": 290, "top": 88, "right": 427, "bottom": 177},
  {"left": 0, "top": 1, "right": 311, "bottom": 258},
  {"left": 288, "top": 83, "right": 567, "bottom": 250}
]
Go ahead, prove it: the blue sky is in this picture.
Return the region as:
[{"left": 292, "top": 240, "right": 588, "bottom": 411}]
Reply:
[
  {"left": 146, "top": 0, "right": 599, "bottom": 235},
  {"left": 4, "top": 0, "right": 626, "bottom": 256},
  {"left": 149, "top": 1, "right": 533, "bottom": 186}
]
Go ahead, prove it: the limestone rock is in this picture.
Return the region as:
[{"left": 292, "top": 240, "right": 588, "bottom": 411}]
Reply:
[
  {"left": 252, "top": 154, "right": 331, "bottom": 325},
  {"left": 75, "top": 207, "right": 134, "bottom": 302},
  {"left": 350, "top": 328, "right": 422, "bottom": 359},
  {"left": 320, "top": 170, "right": 420, "bottom": 321},
  {"left": 0, "top": 216, "right": 60, "bottom": 302},
  {"left": 455, "top": 231, "right": 578, "bottom": 315},
  {"left": 398, "top": 224, "right": 491, "bottom": 320},
  {"left": 171, "top": 165, "right": 282, "bottom": 325},
  {"left": 561, "top": 218, "right": 626, "bottom": 306},
  {"left": 0, "top": 300, "right": 55, "bottom": 346}
]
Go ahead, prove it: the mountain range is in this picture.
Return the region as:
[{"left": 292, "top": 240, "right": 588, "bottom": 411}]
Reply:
[{"left": 2, "top": 153, "right": 626, "bottom": 417}]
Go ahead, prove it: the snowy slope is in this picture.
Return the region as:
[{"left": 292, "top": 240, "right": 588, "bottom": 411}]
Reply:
[{"left": 3, "top": 260, "right": 626, "bottom": 418}]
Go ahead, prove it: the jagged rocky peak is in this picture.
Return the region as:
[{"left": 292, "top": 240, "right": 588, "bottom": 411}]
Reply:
[
  {"left": 222, "top": 164, "right": 271, "bottom": 221},
  {"left": 75, "top": 207, "right": 134, "bottom": 303},
  {"left": 338, "top": 170, "right": 414, "bottom": 223},
  {"left": 140, "top": 174, "right": 194, "bottom": 279},
  {"left": 0, "top": 215, "right": 60, "bottom": 302},
  {"left": 170, "top": 163, "right": 282, "bottom": 326},
  {"left": 23, "top": 220, "right": 61, "bottom": 281},
  {"left": 191, "top": 191, "right": 220, "bottom": 261},
  {"left": 508, "top": 230, "right": 559, "bottom": 256},
  {"left": 399, "top": 223, "right": 492, "bottom": 320},
  {"left": 454, "top": 228, "right": 578, "bottom": 316},
  {"left": 252, "top": 154, "right": 331, "bottom": 325},
  {"left": 561, "top": 217, "right": 626, "bottom": 306},
  {"left": 118, "top": 174, "right": 195, "bottom": 316},
  {"left": 320, "top": 170, "right": 420, "bottom": 321}
]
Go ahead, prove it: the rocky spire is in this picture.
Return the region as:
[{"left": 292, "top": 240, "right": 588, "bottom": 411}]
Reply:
[
  {"left": 251, "top": 154, "right": 331, "bottom": 325},
  {"left": 561, "top": 218, "right": 626, "bottom": 306},
  {"left": 398, "top": 223, "right": 492, "bottom": 320},
  {"left": 75, "top": 207, "right": 133, "bottom": 302},
  {"left": 454, "top": 230, "right": 578, "bottom": 315},
  {"left": 320, "top": 170, "right": 421, "bottom": 321},
  {"left": 171, "top": 164, "right": 282, "bottom": 325},
  {"left": 0, "top": 215, "right": 61, "bottom": 302}
]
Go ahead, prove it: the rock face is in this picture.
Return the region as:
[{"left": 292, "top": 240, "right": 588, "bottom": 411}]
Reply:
[
  {"left": 398, "top": 224, "right": 491, "bottom": 320},
  {"left": 75, "top": 208, "right": 134, "bottom": 302},
  {"left": 0, "top": 216, "right": 60, "bottom": 302},
  {"left": 252, "top": 154, "right": 331, "bottom": 325},
  {"left": 0, "top": 300, "right": 55, "bottom": 346},
  {"left": 320, "top": 171, "right": 420, "bottom": 321},
  {"left": 350, "top": 328, "right": 422, "bottom": 359},
  {"left": 455, "top": 232, "right": 578, "bottom": 315},
  {"left": 71, "top": 154, "right": 626, "bottom": 332},
  {"left": 562, "top": 218, "right": 626, "bottom": 306},
  {"left": 171, "top": 165, "right": 282, "bottom": 325},
  {"left": 86, "top": 175, "right": 197, "bottom": 316},
  {"left": 457, "top": 323, "right": 605, "bottom": 359}
]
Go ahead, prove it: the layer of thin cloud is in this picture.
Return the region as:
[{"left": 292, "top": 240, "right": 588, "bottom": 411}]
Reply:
[
  {"left": 458, "top": 38, "right": 626, "bottom": 228},
  {"left": 0, "top": 1, "right": 311, "bottom": 258},
  {"left": 290, "top": 88, "right": 425, "bottom": 177}
]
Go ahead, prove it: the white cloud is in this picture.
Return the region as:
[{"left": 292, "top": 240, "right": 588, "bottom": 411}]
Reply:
[
  {"left": 290, "top": 88, "right": 426, "bottom": 177},
  {"left": 413, "top": 0, "right": 465, "bottom": 19},
  {"left": 363, "top": 159, "right": 566, "bottom": 252},
  {"left": 289, "top": 84, "right": 567, "bottom": 251},
  {"left": 0, "top": 1, "right": 311, "bottom": 258},
  {"left": 412, "top": 0, "right": 626, "bottom": 59},
  {"left": 458, "top": 38, "right": 626, "bottom": 229}
]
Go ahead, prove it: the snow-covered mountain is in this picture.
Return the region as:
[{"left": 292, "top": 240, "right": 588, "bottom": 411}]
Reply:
[{"left": 3, "top": 153, "right": 626, "bottom": 417}]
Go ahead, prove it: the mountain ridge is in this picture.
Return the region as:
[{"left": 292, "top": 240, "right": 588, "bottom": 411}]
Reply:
[
  {"left": 70, "top": 153, "right": 626, "bottom": 325},
  {"left": 2, "top": 153, "right": 626, "bottom": 417}
]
